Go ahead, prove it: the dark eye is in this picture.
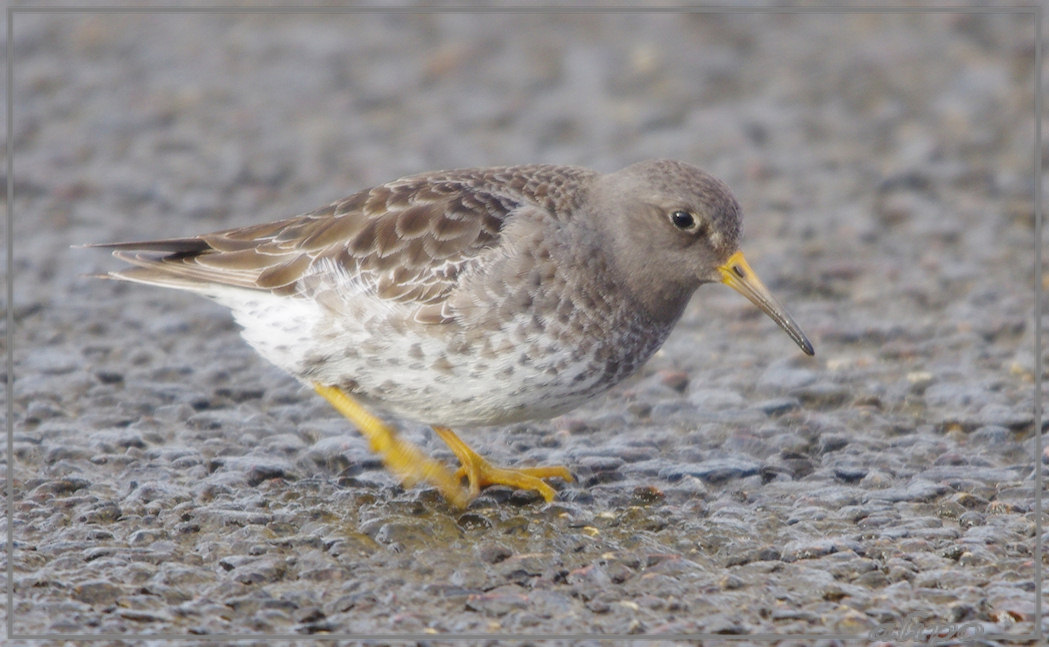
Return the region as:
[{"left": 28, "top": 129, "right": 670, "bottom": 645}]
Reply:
[{"left": 670, "top": 210, "right": 697, "bottom": 231}]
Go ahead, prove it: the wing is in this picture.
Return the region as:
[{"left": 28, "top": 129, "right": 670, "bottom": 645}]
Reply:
[{"left": 94, "top": 169, "right": 551, "bottom": 318}]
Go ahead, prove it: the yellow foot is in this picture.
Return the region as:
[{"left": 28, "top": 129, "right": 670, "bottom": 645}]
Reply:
[
  {"left": 313, "top": 384, "right": 471, "bottom": 508},
  {"left": 432, "top": 426, "right": 573, "bottom": 502}
]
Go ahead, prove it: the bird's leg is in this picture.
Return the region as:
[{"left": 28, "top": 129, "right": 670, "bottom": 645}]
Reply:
[
  {"left": 313, "top": 384, "right": 471, "bottom": 508},
  {"left": 431, "top": 425, "right": 573, "bottom": 502}
]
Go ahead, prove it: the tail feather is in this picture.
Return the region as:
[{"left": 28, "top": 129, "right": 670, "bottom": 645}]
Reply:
[
  {"left": 81, "top": 238, "right": 212, "bottom": 254},
  {"left": 106, "top": 249, "right": 262, "bottom": 291},
  {"left": 84, "top": 218, "right": 321, "bottom": 295}
]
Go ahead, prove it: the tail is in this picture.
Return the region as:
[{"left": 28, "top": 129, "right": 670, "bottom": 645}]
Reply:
[
  {"left": 81, "top": 238, "right": 261, "bottom": 292},
  {"left": 83, "top": 214, "right": 323, "bottom": 296}
]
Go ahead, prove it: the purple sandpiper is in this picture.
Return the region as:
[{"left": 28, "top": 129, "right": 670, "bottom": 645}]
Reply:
[{"left": 92, "top": 160, "right": 814, "bottom": 507}]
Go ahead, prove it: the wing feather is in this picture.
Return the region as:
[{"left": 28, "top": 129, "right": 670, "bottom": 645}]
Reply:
[{"left": 92, "top": 165, "right": 595, "bottom": 314}]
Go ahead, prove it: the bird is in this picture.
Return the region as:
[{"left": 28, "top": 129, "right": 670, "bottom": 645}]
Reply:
[{"left": 90, "top": 159, "right": 814, "bottom": 508}]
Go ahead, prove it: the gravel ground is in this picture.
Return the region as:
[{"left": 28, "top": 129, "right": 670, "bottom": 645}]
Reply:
[{"left": 7, "top": 7, "right": 1044, "bottom": 645}]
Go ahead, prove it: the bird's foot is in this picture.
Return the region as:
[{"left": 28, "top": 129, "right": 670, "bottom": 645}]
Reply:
[
  {"left": 432, "top": 425, "right": 573, "bottom": 502},
  {"left": 314, "top": 384, "right": 471, "bottom": 508}
]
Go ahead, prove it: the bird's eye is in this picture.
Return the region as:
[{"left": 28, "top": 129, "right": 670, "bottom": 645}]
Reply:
[{"left": 670, "top": 210, "right": 697, "bottom": 231}]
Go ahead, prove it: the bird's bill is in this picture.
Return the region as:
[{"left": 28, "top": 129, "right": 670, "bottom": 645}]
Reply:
[{"left": 718, "top": 250, "right": 815, "bottom": 356}]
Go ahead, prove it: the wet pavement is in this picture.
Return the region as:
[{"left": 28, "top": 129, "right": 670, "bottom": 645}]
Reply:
[{"left": 8, "top": 9, "right": 1043, "bottom": 644}]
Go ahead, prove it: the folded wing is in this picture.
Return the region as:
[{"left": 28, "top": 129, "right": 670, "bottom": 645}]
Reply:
[{"left": 95, "top": 171, "right": 528, "bottom": 315}]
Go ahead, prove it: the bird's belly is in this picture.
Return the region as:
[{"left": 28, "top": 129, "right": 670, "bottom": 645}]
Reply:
[
  {"left": 222, "top": 290, "right": 672, "bottom": 428},
  {"left": 357, "top": 360, "right": 608, "bottom": 427},
  {"left": 328, "top": 312, "right": 671, "bottom": 426},
  {"left": 310, "top": 325, "right": 621, "bottom": 427}
]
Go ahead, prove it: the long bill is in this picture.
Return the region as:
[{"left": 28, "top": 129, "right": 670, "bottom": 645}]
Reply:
[{"left": 718, "top": 250, "right": 815, "bottom": 356}]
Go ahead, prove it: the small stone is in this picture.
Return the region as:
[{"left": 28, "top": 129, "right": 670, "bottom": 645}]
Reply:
[{"left": 755, "top": 397, "right": 801, "bottom": 416}]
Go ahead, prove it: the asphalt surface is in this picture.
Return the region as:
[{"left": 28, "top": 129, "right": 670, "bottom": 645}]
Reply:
[{"left": 8, "top": 8, "right": 1043, "bottom": 645}]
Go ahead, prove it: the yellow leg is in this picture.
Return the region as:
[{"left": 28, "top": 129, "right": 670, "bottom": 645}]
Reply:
[
  {"left": 313, "top": 384, "right": 470, "bottom": 508},
  {"left": 432, "top": 426, "right": 573, "bottom": 502}
]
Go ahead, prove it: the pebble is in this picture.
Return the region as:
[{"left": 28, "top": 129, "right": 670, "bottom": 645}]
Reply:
[{"left": 754, "top": 397, "right": 802, "bottom": 416}]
